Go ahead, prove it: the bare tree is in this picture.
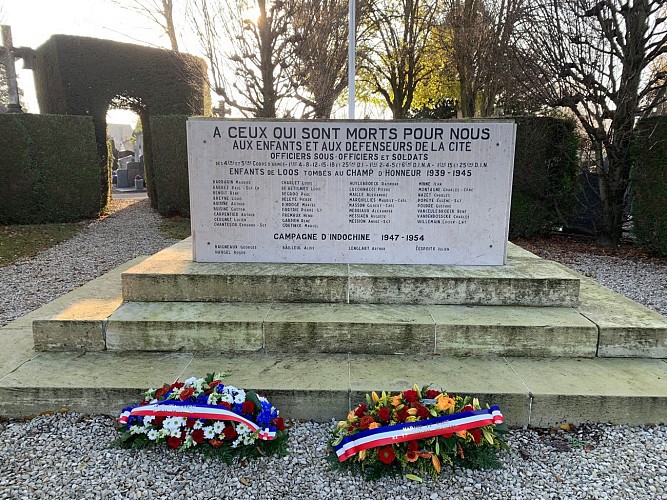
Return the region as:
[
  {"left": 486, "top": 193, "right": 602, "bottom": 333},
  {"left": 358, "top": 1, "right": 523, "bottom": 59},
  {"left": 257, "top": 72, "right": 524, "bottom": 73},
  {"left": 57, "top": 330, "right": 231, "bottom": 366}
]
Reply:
[
  {"left": 516, "top": 0, "right": 667, "bottom": 245},
  {"left": 111, "top": 0, "right": 180, "bottom": 51},
  {"left": 359, "top": 0, "right": 438, "bottom": 119},
  {"left": 189, "top": 0, "right": 296, "bottom": 118},
  {"left": 440, "top": 0, "right": 530, "bottom": 117},
  {"left": 289, "top": 0, "right": 366, "bottom": 118}
]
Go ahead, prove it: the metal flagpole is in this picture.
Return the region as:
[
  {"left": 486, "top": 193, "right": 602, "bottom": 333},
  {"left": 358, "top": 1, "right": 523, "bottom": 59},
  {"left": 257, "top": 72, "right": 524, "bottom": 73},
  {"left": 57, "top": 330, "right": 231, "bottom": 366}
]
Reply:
[{"left": 348, "top": 0, "right": 356, "bottom": 119}]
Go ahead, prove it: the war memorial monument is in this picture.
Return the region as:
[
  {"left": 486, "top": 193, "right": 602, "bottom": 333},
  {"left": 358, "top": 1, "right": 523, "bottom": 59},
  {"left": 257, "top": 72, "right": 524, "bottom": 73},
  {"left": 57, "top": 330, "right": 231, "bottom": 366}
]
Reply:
[{"left": 0, "top": 118, "right": 665, "bottom": 426}]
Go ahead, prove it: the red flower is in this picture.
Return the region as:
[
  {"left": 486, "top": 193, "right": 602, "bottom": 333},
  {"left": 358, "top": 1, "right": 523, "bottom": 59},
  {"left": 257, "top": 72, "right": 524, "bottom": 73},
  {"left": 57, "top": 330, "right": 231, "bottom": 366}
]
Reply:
[
  {"left": 272, "top": 417, "right": 285, "bottom": 431},
  {"left": 155, "top": 385, "right": 170, "bottom": 399},
  {"left": 417, "top": 405, "right": 431, "bottom": 420},
  {"left": 462, "top": 405, "right": 474, "bottom": 412},
  {"left": 359, "top": 415, "right": 375, "bottom": 430},
  {"left": 405, "top": 450, "right": 419, "bottom": 462},
  {"left": 377, "top": 407, "right": 391, "bottom": 422},
  {"left": 403, "top": 390, "right": 419, "bottom": 403},
  {"left": 395, "top": 408, "right": 409, "bottom": 422},
  {"left": 179, "top": 388, "right": 195, "bottom": 401},
  {"left": 354, "top": 404, "right": 368, "bottom": 417},
  {"left": 377, "top": 446, "right": 396, "bottom": 464},
  {"left": 223, "top": 425, "right": 238, "bottom": 441},
  {"left": 186, "top": 418, "right": 196, "bottom": 428},
  {"left": 209, "top": 439, "right": 223, "bottom": 447},
  {"left": 241, "top": 401, "right": 255, "bottom": 415},
  {"left": 470, "top": 428, "right": 482, "bottom": 444},
  {"left": 218, "top": 401, "right": 232, "bottom": 409},
  {"left": 170, "top": 382, "right": 185, "bottom": 390},
  {"left": 406, "top": 440, "right": 419, "bottom": 453},
  {"left": 192, "top": 429, "right": 205, "bottom": 444},
  {"left": 167, "top": 436, "right": 182, "bottom": 449},
  {"left": 154, "top": 416, "right": 165, "bottom": 427},
  {"left": 443, "top": 431, "right": 453, "bottom": 438},
  {"left": 425, "top": 389, "right": 440, "bottom": 399}
]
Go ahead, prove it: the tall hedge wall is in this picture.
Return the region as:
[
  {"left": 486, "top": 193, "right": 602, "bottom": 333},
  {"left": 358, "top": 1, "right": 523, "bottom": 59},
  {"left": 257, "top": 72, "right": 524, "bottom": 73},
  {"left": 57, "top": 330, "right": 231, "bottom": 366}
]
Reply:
[
  {"left": 33, "top": 35, "right": 210, "bottom": 210},
  {"left": 0, "top": 114, "right": 101, "bottom": 224},
  {"left": 509, "top": 116, "right": 579, "bottom": 238},
  {"left": 150, "top": 115, "right": 190, "bottom": 216},
  {"left": 631, "top": 117, "right": 667, "bottom": 256}
]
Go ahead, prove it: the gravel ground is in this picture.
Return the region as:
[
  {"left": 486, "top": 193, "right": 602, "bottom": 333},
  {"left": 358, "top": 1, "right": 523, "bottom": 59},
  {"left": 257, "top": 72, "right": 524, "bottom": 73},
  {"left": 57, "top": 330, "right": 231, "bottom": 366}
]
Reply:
[
  {"left": 1, "top": 198, "right": 666, "bottom": 499},
  {"left": 0, "top": 198, "right": 178, "bottom": 328}
]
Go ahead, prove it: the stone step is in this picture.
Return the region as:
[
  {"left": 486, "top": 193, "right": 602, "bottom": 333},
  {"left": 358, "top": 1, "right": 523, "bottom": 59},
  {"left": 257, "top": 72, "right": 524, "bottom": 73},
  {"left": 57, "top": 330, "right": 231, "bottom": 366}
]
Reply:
[
  {"left": 104, "top": 301, "right": 598, "bottom": 356},
  {"left": 121, "top": 239, "right": 580, "bottom": 307},
  {"left": 1, "top": 347, "right": 666, "bottom": 427}
]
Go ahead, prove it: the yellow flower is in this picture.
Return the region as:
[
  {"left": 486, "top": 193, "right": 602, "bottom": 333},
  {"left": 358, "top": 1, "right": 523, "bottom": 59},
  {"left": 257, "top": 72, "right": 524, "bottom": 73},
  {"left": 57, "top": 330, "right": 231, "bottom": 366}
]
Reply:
[
  {"left": 337, "top": 421, "right": 347, "bottom": 428},
  {"left": 456, "top": 430, "right": 467, "bottom": 439},
  {"left": 359, "top": 449, "right": 367, "bottom": 461},
  {"left": 369, "top": 422, "right": 381, "bottom": 429},
  {"left": 391, "top": 395, "right": 402, "bottom": 407},
  {"left": 473, "top": 397, "right": 480, "bottom": 409},
  {"left": 436, "top": 395, "right": 455, "bottom": 412},
  {"left": 347, "top": 411, "right": 356, "bottom": 421},
  {"left": 372, "top": 391, "right": 380, "bottom": 404},
  {"left": 407, "top": 408, "right": 419, "bottom": 416},
  {"left": 406, "top": 416, "right": 418, "bottom": 423}
]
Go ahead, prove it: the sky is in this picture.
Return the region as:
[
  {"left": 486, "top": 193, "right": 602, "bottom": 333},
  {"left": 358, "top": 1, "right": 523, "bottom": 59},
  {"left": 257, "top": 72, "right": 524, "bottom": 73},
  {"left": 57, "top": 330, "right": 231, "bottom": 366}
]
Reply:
[{"left": 2, "top": 0, "right": 176, "bottom": 124}]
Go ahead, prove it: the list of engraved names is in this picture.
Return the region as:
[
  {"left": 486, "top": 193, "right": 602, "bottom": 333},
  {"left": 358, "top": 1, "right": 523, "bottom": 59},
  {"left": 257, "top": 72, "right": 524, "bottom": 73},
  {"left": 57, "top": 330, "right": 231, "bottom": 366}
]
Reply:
[{"left": 188, "top": 120, "right": 516, "bottom": 265}]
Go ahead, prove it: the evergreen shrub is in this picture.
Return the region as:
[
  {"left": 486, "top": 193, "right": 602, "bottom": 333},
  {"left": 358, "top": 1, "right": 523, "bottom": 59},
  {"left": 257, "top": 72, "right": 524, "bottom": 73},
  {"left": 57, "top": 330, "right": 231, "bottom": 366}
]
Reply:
[
  {"left": 0, "top": 113, "right": 100, "bottom": 224},
  {"left": 631, "top": 117, "right": 667, "bottom": 256}
]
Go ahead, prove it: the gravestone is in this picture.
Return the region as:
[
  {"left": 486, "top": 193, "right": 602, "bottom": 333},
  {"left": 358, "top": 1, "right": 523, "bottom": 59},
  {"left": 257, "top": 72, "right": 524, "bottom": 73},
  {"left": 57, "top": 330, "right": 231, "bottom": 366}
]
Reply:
[{"left": 187, "top": 119, "right": 516, "bottom": 265}]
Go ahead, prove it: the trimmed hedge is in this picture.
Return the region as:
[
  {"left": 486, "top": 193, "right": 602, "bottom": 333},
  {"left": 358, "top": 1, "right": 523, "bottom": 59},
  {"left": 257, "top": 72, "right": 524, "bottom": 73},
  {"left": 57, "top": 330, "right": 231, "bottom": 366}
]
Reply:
[
  {"left": 150, "top": 115, "right": 190, "bottom": 216},
  {"left": 0, "top": 114, "right": 101, "bottom": 224},
  {"left": 33, "top": 35, "right": 210, "bottom": 209},
  {"left": 631, "top": 117, "right": 667, "bottom": 256},
  {"left": 509, "top": 117, "right": 579, "bottom": 238}
]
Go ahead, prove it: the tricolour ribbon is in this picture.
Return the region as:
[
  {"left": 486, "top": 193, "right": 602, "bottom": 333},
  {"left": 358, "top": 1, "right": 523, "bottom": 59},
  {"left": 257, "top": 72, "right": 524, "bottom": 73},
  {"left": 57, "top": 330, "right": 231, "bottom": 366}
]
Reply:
[
  {"left": 333, "top": 406, "right": 504, "bottom": 461},
  {"left": 118, "top": 401, "right": 276, "bottom": 440}
]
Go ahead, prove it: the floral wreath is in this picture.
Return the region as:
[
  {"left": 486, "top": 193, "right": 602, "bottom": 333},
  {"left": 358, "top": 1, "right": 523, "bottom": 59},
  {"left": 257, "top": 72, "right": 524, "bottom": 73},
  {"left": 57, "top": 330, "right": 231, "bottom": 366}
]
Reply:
[
  {"left": 330, "top": 385, "right": 509, "bottom": 480},
  {"left": 114, "top": 373, "right": 288, "bottom": 461}
]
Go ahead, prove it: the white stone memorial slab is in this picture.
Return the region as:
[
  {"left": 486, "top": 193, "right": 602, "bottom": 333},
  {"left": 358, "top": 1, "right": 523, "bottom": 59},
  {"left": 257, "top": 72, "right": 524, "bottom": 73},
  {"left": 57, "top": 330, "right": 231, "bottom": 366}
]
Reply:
[{"left": 187, "top": 119, "right": 516, "bottom": 265}]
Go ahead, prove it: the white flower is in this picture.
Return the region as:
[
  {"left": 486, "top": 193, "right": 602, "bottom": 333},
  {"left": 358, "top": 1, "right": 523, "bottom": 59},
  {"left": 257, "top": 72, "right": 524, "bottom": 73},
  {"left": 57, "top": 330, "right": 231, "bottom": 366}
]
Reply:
[
  {"left": 162, "top": 417, "right": 179, "bottom": 430},
  {"left": 204, "top": 427, "right": 215, "bottom": 439},
  {"left": 129, "top": 425, "right": 146, "bottom": 435},
  {"left": 236, "top": 423, "right": 251, "bottom": 435},
  {"left": 147, "top": 429, "right": 159, "bottom": 441},
  {"left": 213, "top": 421, "right": 226, "bottom": 434},
  {"left": 233, "top": 389, "right": 246, "bottom": 404},
  {"left": 184, "top": 377, "right": 198, "bottom": 386},
  {"left": 157, "top": 428, "right": 169, "bottom": 439},
  {"left": 193, "top": 420, "right": 203, "bottom": 430},
  {"left": 143, "top": 416, "right": 155, "bottom": 425},
  {"left": 169, "top": 428, "right": 181, "bottom": 437},
  {"left": 220, "top": 393, "right": 233, "bottom": 404}
]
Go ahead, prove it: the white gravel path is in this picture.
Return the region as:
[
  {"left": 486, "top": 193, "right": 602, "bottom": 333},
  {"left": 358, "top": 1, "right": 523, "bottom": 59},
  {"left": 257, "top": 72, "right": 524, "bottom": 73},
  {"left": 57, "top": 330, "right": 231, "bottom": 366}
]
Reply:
[{"left": 0, "top": 197, "right": 665, "bottom": 499}]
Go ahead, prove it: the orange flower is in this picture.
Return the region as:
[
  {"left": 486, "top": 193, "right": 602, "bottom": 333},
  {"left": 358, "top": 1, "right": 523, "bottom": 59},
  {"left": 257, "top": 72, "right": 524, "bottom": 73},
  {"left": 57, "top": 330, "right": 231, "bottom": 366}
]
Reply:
[
  {"left": 369, "top": 422, "right": 381, "bottom": 429},
  {"left": 436, "top": 395, "right": 455, "bottom": 412},
  {"left": 456, "top": 430, "right": 467, "bottom": 439},
  {"left": 391, "top": 395, "right": 402, "bottom": 407},
  {"left": 347, "top": 411, "right": 356, "bottom": 421},
  {"left": 405, "top": 450, "right": 419, "bottom": 462},
  {"left": 432, "top": 454, "right": 441, "bottom": 473}
]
